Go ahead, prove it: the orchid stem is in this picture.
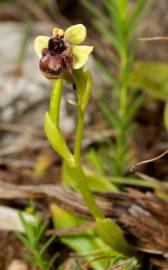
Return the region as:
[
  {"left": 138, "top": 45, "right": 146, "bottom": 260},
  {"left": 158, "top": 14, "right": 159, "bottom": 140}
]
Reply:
[
  {"left": 49, "top": 79, "right": 63, "bottom": 128},
  {"left": 72, "top": 70, "right": 104, "bottom": 219},
  {"left": 74, "top": 107, "right": 84, "bottom": 166},
  {"left": 74, "top": 165, "right": 104, "bottom": 219}
]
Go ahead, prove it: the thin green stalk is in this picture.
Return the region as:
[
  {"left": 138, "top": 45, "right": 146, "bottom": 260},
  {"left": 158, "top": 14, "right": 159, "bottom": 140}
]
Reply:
[
  {"left": 72, "top": 72, "right": 104, "bottom": 219},
  {"left": 49, "top": 79, "right": 63, "bottom": 127},
  {"left": 45, "top": 77, "right": 74, "bottom": 164},
  {"left": 84, "top": 168, "right": 160, "bottom": 189},
  {"left": 114, "top": 51, "right": 129, "bottom": 175},
  {"left": 73, "top": 108, "right": 104, "bottom": 218},
  {"left": 119, "top": 85, "right": 127, "bottom": 118},
  {"left": 74, "top": 165, "right": 104, "bottom": 219},
  {"left": 74, "top": 108, "right": 85, "bottom": 166},
  {"left": 119, "top": 55, "right": 128, "bottom": 118}
]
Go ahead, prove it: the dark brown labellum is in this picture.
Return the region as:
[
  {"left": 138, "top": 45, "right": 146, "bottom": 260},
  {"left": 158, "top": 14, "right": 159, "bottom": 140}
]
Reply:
[
  {"left": 39, "top": 54, "right": 64, "bottom": 80},
  {"left": 39, "top": 35, "right": 73, "bottom": 80}
]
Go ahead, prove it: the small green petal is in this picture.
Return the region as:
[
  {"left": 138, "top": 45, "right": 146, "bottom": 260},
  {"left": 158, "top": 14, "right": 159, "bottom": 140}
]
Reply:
[
  {"left": 64, "top": 24, "right": 86, "bottom": 45},
  {"left": 72, "top": 45, "right": 93, "bottom": 69},
  {"left": 34, "top": 36, "right": 49, "bottom": 58}
]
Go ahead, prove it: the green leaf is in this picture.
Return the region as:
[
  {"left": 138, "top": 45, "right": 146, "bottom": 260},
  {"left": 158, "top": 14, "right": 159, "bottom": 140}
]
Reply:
[
  {"left": 73, "top": 68, "right": 86, "bottom": 99},
  {"left": 94, "top": 58, "right": 116, "bottom": 84},
  {"left": 129, "top": 61, "right": 168, "bottom": 101},
  {"left": 50, "top": 204, "right": 122, "bottom": 270},
  {"left": 33, "top": 213, "right": 43, "bottom": 233},
  {"left": 111, "top": 0, "right": 128, "bottom": 22},
  {"left": 49, "top": 79, "right": 63, "bottom": 125},
  {"left": 15, "top": 231, "right": 30, "bottom": 249},
  {"left": 62, "top": 162, "right": 118, "bottom": 192},
  {"left": 35, "top": 220, "right": 49, "bottom": 245},
  {"left": 93, "top": 19, "right": 120, "bottom": 52},
  {"left": 81, "top": 70, "right": 93, "bottom": 111},
  {"left": 100, "top": 151, "right": 118, "bottom": 174},
  {"left": 44, "top": 112, "right": 74, "bottom": 166},
  {"left": 72, "top": 259, "right": 83, "bottom": 270},
  {"left": 124, "top": 94, "right": 142, "bottom": 123},
  {"left": 109, "top": 176, "right": 158, "bottom": 189},
  {"left": 17, "top": 212, "right": 53, "bottom": 270},
  {"left": 101, "top": 0, "right": 126, "bottom": 51},
  {"left": 61, "top": 161, "right": 77, "bottom": 189},
  {"left": 96, "top": 218, "right": 134, "bottom": 256},
  {"left": 81, "top": 0, "right": 103, "bottom": 19},
  {"left": 39, "top": 235, "right": 56, "bottom": 257},
  {"left": 127, "top": 0, "right": 149, "bottom": 37},
  {"left": 99, "top": 99, "right": 119, "bottom": 129},
  {"left": 84, "top": 168, "right": 118, "bottom": 192},
  {"left": 73, "top": 69, "right": 93, "bottom": 111},
  {"left": 47, "top": 253, "right": 59, "bottom": 270},
  {"left": 18, "top": 212, "right": 34, "bottom": 243},
  {"left": 86, "top": 148, "right": 105, "bottom": 175},
  {"left": 21, "top": 253, "right": 34, "bottom": 264}
]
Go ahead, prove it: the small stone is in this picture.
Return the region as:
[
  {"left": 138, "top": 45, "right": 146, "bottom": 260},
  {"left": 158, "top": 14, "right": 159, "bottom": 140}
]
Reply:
[{"left": 7, "top": 260, "right": 28, "bottom": 270}]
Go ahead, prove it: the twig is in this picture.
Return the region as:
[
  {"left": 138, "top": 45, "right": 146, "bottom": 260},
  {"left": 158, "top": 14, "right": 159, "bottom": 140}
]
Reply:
[
  {"left": 0, "top": 122, "right": 44, "bottom": 137},
  {"left": 0, "top": 140, "right": 48, "bottom": 158},
  {"left": 130, "top": 150, "right": 168, "bottom": 172},
  {"left": 1, "top": 181, "right": 168, "bottom": 259},
  {"left": 139, "top": 36, "right": 168, "bottom": 41},
  {"left": 0, "top": 158, "right": 34, "bottom": 168}
]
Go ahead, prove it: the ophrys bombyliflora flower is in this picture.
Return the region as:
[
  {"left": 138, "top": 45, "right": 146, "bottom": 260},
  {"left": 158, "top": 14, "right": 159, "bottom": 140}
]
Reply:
[{"left": 34, "top": 24, "right": 93, "bottom": 79}]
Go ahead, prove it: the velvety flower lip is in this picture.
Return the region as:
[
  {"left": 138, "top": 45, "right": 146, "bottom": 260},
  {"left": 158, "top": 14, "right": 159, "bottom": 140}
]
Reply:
[{"left": 34, "top": 24, "right": 93, "bottom": 79}]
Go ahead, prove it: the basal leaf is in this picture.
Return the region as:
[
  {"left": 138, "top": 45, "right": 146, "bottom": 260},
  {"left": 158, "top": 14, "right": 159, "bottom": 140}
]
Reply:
[
  {"left": 96, "top": 218, "right": 135, "bottom": 256},
  {"left": 50, "top": 204, "right": 122, "bottom": 270}
]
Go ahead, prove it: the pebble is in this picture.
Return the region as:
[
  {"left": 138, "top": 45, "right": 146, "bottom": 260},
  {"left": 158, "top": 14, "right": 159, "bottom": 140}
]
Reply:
[{"left": 7, "top": 260, "right": 28, "bottom": 270}]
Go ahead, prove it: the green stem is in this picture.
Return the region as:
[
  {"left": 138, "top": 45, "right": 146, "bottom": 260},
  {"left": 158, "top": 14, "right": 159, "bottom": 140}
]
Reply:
[
  {"left": 74, "top": 165, "right": 104, "bottom": 219},
  {"left": 73, "top": 109, "right": 104, "bottom": 219},
  {"left": 46, "top": 77, "right": 74, "bottom": 164},
  {"left": 119, "top": 55, "right": 128, "bottom": 118},
  {"left": 49, "top": 79, "right": 63, "bottom": 128},
  {"left": 74, "top": 108, "right": 85, "bottom": 166},
  {"left": 72, "top": 70, "right": 104, "bottom": 219},
  {"left": 119, "top": 85, "right": 127, "bottom": 118},
  {"left": 47, "top": 72, "right": 104, "bottom": 219},
  {"left": 114, "top": 52, "right": 129, "bottom": 175}
]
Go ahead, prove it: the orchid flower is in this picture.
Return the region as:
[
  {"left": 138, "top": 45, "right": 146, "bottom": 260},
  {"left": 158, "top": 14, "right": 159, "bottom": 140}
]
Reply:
[{"left": 34, "top": 24, "right": 93, "bottom": 79}]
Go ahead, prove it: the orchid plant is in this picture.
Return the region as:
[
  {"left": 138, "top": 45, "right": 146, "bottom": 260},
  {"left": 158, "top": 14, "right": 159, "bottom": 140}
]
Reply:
[
  {"left": 33, "top": 23, "right": 133, "bottom": 262},
  {"left": 34, "top": 24, "right": 103, "bottom": 219}
]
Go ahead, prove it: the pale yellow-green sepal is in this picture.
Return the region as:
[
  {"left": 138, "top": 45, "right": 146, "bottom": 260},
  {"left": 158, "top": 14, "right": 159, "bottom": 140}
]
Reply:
[
  {"left": 34, "top": 35, "right": 49, "bottom": 58},
  {"left": 72, "top": 45, "right": 93, "bottom": 69},
  {"left": 64, "top": 24, "right": 86, "bottom": 45}
]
